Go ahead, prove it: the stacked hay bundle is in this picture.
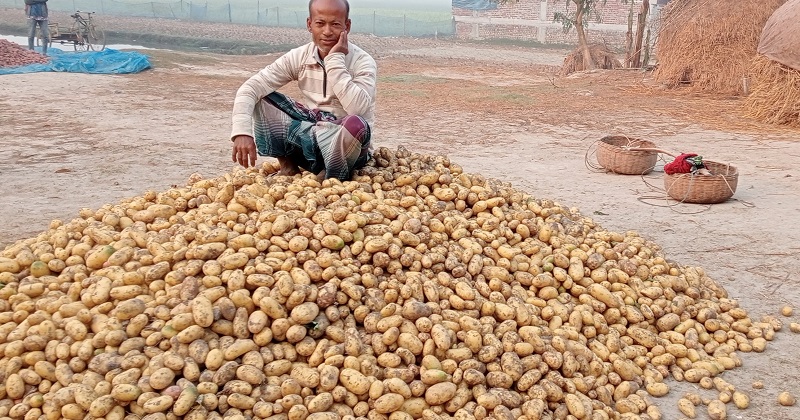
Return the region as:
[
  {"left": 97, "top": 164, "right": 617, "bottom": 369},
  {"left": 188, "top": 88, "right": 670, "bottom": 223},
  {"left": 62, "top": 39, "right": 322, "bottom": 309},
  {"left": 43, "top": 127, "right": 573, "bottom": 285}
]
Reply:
[
  {"left": 561, "top": 43, "right": 622, "bottom": 76},
  {"left": 653, "top": 0, "right": 786, "bottom": 95},
  {"left": 744, "top": 0, "right": 800, "bottom": 126}
]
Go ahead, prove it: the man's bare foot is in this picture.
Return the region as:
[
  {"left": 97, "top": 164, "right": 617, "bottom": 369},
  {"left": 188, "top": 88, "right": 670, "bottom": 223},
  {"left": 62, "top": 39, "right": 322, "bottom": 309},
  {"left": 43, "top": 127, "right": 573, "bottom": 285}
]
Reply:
[
  {"left": 276, "top": 157, "right": 301, "bottom": 176},
  {"left": 277, "top": 166, "right": 301, "bottom": 176},
  {"left": 316, "top": 170, "right": 326, "bottom": 181}
]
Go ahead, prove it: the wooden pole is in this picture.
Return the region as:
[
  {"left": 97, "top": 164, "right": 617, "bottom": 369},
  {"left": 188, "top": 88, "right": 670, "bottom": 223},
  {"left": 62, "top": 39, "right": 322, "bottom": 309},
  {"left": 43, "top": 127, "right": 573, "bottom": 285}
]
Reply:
[
  {"left": 625, "top": 0, "right": 634, "bottom": 68},
  {"left": 632, "top": 0, "right": 650, "bottom": 68}
]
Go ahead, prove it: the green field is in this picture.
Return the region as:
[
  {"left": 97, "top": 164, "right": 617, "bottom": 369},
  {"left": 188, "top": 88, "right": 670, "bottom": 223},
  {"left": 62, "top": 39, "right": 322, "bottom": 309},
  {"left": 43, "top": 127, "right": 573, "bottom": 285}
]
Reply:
[{"left": 0, "top": 0, "right": 454, "bottom": 36}]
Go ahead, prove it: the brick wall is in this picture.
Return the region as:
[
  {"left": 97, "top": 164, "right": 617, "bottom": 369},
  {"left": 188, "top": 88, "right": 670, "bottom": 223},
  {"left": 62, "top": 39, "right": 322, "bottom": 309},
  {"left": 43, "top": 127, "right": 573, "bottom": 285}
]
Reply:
[{"left": 454, "top": 0, "right": 635, "bottom": 48}]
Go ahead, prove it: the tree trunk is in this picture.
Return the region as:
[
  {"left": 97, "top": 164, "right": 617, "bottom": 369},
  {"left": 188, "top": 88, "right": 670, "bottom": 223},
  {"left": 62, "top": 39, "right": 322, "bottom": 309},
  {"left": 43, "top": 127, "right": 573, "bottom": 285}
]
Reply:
[
  {"left": 625, "top": 0, "right": 635, "bottom": 68},
  {"left": 575, "top": 1, "right": 595, "bottom": 70},
  {"left": 632, "top": 0, "right": 650, "bottom": 68}
]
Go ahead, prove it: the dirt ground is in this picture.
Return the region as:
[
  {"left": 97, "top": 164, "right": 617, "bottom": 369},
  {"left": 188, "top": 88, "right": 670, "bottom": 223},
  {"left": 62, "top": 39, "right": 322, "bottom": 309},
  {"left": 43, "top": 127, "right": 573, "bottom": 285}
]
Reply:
[{"left": 1, "top": 20, "right": 800, "bottom": 420}]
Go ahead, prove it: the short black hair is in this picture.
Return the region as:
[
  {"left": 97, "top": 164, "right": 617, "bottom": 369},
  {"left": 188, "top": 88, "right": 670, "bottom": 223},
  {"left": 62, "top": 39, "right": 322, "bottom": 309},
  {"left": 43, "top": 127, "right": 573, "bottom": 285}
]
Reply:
[{"left": 308, "top": 0, "right": 350, "bottom": 18}]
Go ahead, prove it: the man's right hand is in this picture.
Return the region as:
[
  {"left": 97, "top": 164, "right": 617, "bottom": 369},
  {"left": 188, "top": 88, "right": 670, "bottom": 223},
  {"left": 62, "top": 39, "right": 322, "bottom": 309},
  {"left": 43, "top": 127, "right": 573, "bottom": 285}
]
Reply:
[{"left": 232, "top": 135, "right": 257, "bottom": 168}]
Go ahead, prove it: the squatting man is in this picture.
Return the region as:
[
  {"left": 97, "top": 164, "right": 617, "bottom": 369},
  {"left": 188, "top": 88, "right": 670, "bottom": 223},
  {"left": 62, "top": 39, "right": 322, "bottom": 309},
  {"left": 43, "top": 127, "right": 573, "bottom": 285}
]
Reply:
[{"left": 230, "top": 0, "right": 376, "bottom": 182}]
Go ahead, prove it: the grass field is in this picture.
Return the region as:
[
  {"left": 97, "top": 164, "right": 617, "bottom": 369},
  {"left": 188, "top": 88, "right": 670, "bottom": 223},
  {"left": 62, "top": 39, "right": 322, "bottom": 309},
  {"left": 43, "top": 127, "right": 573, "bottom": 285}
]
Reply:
[{"left": 0, "top": 0, "right": 453, "bottom": 36}]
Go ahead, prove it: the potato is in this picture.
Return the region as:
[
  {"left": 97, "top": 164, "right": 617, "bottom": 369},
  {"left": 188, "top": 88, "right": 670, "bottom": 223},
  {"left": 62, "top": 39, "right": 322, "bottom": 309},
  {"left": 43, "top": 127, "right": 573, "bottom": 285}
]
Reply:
[
  {"left": 223, "top": 339, "right": 257, "bottom": 360},
  {"left": 564, "top": 393, "right": 586, "bottom": 418},
  {"left": 0, "top": 257, "right": 21, "bottom": 272},
  {"left": 374, "top": 393, "right": 405, "bottom": 413},
  {"left": 678, "top": 398, "right": 696, "bottom": 418},
  {"left": 219, "top": 252, "right": 249, "bottom": 270},
  {"left": 61, "top": 403, "right": 86, "bottom": 420},
  {"left": 192, "top": 242, "right": 227, "bottom": 260},
  {"left": 237, "top": 365, "right": 265, "bottom": 385},
  {"left": 339, "top": 368, "right": 371, "bottom": 395},
  {"left": 111, "top": 384, "right": 142, "bottom": 402},
  {"left": 778, "top": 392, "right": 796, "bottom": 406},
  {"left": 321, "top": 235, "right": 345, "bottom": 250},
  {"left": 143, "top": 395, "right": 174, "bottom": 413},
  {"left": 425, "top": 382, "right": 457, "bottom": 405},
  {"left": 683, "top": 368, "right": 711, "bottom": 383},
  {"left": 628, "top": 327, "right": 659, "bottom": 348},
  {"left": 645, "top": 382, "right": 669, "bottom": 397},
  {"left": 6, "top": 373, "right": 25, "bottom": 399},
  {"left": 88, "top": 395, "right": 116, "bottom": 417},
  {"left": 86, "top": 245, "right": 116, "bottom": 269},
  {"left": 149, "top": 368, "right": 176, "bottom": 390},
  {"left": 306, "top": 413, "right": 340, "bottom": 420},
  {"left": 264, "top": 359, "right": 293, "bottom": 376},
  {"left": 191, "top": 296, "right": 214, "bottom": 327},
  {"left": 707, "top": 399, "right": 727, "bottom": 420},
  {"left": 115, "top": 298, "right": 146, "bottom": 321},
  {"left": 732, "top": 391, "right": 750, "bottom": 409},
  {"left": 227, "top": 393, "right": 256, "bottom": 410},
  {"left": 291, "top": 302, "right": 320, "bottom": 325}
]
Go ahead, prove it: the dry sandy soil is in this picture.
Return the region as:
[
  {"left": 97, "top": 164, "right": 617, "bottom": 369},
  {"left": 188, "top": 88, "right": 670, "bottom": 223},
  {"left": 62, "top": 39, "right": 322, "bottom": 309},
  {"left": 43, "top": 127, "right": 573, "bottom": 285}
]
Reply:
[{"left": 1, "top": 18, "right": 800, "bottom": 420}]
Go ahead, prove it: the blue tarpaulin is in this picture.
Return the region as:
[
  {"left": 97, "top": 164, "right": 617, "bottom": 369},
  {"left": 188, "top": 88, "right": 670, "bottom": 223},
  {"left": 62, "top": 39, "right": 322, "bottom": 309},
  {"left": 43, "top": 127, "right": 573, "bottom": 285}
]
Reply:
[
  {"left": 452, "top": 0, "right": 498, "bottom": 11},
  {"left": 0, "top": 47, "right": 151, "bottom": 75}
]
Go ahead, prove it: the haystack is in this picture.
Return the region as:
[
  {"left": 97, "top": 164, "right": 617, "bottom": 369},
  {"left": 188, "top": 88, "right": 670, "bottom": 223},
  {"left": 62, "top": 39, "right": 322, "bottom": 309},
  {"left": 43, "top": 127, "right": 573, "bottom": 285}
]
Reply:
[
  {"left": 744, "top": 0, "right": 800, "bottom": 126},
  {"left": 561, "top": 44, "right": 622, "bottom": 76},
  {"left": 653, "top": 0, "right": 786, "bottom": 95}
]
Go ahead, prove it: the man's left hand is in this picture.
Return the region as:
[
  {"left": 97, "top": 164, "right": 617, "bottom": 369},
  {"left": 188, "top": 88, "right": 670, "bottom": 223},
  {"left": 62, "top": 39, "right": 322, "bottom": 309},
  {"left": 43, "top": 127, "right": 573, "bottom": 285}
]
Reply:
[{"left": 329, "top": 30, "right": 349, "bottom": 56}]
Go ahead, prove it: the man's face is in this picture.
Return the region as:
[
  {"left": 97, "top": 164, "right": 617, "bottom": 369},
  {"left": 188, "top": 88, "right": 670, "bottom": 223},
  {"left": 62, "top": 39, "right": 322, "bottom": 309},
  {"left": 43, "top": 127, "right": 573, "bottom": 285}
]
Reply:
[{"left": 307, "top": 0, "right": 351, "bottom": 58}]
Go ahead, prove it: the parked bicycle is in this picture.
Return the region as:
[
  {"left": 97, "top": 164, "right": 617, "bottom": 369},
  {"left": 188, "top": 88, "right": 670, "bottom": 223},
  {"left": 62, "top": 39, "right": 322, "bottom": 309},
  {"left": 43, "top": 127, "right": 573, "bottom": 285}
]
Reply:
[{"left": 38, "top": 10, "right": 106, "bottom": 51}]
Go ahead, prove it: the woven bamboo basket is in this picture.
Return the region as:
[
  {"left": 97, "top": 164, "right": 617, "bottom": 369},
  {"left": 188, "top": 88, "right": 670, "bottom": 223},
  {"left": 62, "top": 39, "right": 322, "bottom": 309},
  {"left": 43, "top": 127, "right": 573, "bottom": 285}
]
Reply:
[
  {"left": 664, "top": 161, "right": 739, "bottom": 204},
  {"left": 596, "top": 136, "right": 659, "bottom": 175}
]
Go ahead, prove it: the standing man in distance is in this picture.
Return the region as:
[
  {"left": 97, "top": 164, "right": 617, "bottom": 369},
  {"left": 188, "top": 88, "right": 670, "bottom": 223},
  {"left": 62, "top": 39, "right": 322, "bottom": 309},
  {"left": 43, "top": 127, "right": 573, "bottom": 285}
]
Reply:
[
  {"left": 230, "top": 0, "right": 377, "bottom": 181},
  {"left": 25, "top": 0, "right": 49, "bottom": 54}
]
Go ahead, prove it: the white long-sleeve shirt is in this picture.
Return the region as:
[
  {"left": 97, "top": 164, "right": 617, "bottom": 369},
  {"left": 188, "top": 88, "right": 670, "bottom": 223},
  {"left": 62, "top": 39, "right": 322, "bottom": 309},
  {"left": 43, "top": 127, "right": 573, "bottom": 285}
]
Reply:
[{"left": 231, "top": 42, "right": 377, "bottom": 141}]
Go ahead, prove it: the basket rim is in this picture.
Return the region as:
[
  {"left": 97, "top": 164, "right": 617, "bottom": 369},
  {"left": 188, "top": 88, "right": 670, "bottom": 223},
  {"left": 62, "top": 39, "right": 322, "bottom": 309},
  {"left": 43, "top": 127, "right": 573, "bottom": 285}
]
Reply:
[
  {"left": 598, "top": 135, "right": 658, "bottom": 149},
  {"left": 665, "top": 160, "right": 739, "bottom": 178}
]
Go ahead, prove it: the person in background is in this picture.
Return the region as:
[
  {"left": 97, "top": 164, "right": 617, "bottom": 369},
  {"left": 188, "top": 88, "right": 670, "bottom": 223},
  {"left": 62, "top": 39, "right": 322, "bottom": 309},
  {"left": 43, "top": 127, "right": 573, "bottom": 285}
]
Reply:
[
  {"left": 25, "top": 0, "right": 49, "bottom": 55},
  {"left": 230, "top": 0, "right": 377, "bottom": 181}
]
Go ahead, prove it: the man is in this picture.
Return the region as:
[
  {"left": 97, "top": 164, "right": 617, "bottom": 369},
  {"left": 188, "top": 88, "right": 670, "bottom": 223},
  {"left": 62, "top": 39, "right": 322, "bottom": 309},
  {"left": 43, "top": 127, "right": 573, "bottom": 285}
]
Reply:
[
  {"left": 25, "top": 0, "right": 49, "bottom": 55},
  {"left": 230, "top": 0, "right": 376, "bottom": 181}
]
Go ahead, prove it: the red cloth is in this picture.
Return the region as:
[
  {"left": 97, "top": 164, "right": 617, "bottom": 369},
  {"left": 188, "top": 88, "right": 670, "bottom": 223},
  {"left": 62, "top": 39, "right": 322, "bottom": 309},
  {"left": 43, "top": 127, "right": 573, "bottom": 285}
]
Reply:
[{"left": 664, "top": 153, "right": 697, "bottom": 175}]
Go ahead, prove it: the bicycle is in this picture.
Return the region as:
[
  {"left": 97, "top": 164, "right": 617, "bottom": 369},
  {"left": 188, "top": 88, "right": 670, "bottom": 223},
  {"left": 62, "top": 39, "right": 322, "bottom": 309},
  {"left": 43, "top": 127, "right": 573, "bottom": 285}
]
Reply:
[{"left": 38, "top": 10, "right": 106, "bottom": 51}]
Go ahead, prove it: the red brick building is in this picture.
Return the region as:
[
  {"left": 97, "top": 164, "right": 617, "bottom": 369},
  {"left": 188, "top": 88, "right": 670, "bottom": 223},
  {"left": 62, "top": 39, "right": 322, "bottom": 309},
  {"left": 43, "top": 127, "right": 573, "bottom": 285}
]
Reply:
[{"left": 453, "top": 0, "right": 654, "bottom": 49}]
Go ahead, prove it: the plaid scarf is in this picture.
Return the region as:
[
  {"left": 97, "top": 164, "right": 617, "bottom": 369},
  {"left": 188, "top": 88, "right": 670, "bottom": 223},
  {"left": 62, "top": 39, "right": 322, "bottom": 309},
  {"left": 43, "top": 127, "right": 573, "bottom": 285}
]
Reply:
[{"left": 255, "top": 92, "right": 371, "bottom": 180}]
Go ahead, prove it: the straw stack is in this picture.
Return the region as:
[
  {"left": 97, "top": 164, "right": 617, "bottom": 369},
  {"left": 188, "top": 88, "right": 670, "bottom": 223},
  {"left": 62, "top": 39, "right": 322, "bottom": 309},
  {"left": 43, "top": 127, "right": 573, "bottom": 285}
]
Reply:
[
  {"left": 743, "top": 55, "right": 800, "bottom": 126},
  {"left": 653, "top": 0, "right": 786, "bottom": 95},
  {"left": 561, "top": 43, "right": 622, "bottom": 75}
]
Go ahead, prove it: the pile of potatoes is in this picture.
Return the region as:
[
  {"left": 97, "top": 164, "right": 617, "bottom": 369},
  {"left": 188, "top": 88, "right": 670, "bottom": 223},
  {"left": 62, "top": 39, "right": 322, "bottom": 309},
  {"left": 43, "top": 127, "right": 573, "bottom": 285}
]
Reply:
[
  {"left": 0, "top": 146, "right": 783, "bottom": 420},
  {"left": 0, "top": 40, "right": 49, "bottom": 68}
]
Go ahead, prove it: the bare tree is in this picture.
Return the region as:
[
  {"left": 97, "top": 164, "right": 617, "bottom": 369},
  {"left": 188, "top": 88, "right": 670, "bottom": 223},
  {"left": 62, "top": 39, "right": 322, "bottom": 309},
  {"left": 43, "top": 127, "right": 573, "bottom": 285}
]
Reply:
[
  {"left": 493, "top": 0, "right": 650, "bottom": 70},
  {"left": 552, "top": 0, "right": 605, "bottom": 70},
  {"left": 492, "top": 0, "right": 606, "bottom": 70}
]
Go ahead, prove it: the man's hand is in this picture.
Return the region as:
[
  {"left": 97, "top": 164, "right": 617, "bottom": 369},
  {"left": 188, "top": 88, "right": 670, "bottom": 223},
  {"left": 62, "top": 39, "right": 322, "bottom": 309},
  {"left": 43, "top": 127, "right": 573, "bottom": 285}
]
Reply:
[
  {"left": 329, "top": 30, "right": 349, "bottom": 56},
  {"left": 232, "top": 135, "right": 257, "bottom": 168}
]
